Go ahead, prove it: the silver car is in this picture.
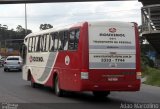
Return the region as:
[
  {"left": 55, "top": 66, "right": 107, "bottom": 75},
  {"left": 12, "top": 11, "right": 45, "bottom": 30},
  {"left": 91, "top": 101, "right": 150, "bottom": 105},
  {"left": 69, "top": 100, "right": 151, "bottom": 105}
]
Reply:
[{"left": 4, "top": 56, "right": 23, "bottom": 72}]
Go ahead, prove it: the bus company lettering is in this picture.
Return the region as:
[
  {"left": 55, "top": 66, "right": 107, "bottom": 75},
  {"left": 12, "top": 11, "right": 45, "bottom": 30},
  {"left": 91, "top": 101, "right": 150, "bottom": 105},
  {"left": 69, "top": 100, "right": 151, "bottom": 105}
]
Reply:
[
  {"left": 29, "top": 56, "right": 44, "bottom": 62},
  {"left": 99, "top": 33, "right": 125, "bottom": 37}
]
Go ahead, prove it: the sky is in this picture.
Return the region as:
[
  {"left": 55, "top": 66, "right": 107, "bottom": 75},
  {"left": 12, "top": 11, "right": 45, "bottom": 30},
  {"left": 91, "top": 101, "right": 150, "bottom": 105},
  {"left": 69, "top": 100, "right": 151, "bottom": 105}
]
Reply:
[{"left": 0, "top": 1, "right": 142, "bottom": 32}]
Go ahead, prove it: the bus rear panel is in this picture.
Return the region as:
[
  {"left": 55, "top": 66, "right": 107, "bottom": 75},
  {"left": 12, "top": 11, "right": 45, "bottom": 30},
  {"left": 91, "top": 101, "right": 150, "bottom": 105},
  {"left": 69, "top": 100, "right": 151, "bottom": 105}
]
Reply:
[{"left": 79, "top": 21, "right": 141, "bottom": 91}]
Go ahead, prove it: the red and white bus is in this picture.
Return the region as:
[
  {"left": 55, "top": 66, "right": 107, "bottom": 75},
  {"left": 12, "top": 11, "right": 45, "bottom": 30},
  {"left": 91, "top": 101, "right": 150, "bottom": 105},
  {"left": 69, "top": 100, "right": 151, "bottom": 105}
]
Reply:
[{"left": 22, "top": 21, "right": 141, "bottom": 97}]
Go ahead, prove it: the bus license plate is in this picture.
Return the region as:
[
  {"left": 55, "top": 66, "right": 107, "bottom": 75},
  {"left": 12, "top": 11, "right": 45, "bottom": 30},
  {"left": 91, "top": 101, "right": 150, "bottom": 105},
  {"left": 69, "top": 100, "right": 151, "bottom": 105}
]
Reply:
[{"left": 108, "top": 77, "right": 118, "bottom": 81}]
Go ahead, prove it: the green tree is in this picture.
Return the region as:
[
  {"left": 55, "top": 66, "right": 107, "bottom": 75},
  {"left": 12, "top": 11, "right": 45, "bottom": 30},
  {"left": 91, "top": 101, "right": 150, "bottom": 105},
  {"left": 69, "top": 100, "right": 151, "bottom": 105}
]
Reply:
[
  {"left": 139, "top": 25, "right": 156, "bottom": 68},
  {"left": 40, "top": 24, "right": 53, "bottom": 30},
  {"left": 16, "top": 25, "right": 32, "bottom": 38},
  {"left": 16, "top": 25, "right": 24, "bottom": 32}
]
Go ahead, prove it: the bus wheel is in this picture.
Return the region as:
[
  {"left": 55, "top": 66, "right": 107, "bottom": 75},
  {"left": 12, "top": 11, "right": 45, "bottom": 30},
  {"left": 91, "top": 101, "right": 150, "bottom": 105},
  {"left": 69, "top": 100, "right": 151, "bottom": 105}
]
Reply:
[
  {"left": 31, "top": 75, "right": 36, "bottom": 88},
  {"left": 4, "top": 68, "right": 7, "bottom": 72},
  {"left": 54, "top": 76, "right": 64, "bottom": 97},
  {"left": 92, "top": 91, "right": 110, "bottom": 98}
]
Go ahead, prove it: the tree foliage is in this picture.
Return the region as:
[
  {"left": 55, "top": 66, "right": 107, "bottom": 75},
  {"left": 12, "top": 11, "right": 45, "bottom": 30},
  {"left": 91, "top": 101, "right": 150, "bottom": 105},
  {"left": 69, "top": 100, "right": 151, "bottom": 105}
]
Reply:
[
  {"left": 40, "top": 24, "right": 53, "bottom": 30},
  {"left": 139, "top": 25, "right": 156, "bottom": 69},
  {"left": 0, "top": 24, "right": 32, "bottom": 49}
]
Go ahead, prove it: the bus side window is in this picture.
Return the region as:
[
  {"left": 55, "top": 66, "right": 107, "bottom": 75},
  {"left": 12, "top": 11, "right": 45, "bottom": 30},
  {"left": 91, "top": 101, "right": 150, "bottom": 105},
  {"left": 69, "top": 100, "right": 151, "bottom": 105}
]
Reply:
[
  {"left": 28, "top": 37, "right": 33, "bottom": 52},
  {"left": 68, "top": 29, "right": 80, "bottom": 50},
  {"left": 43, "top": 34, "right": 48, "bottom": 52},
  {"left": 36, "top": 36, "right": 41, "bottom": 52},
  {"left": 64, "top": 31, "right": 68, "bottom": 50},
  {"left": 54, "top": 32, "right": 59, "bottom": 51},
  {"left": 49, "top": 33, "right": 55, "bottom": 52},
  {"left": 75, "top": 29, "right": 80, "bottom": 49},
  {"left": 34, "top": 36, "right": 38, "bottom": 52},
  {"left": 32, "top": 37, "right": 35, "bottom": 52},
  {"left": 58, "top": 31, "right": 68, "bottom": 51},
  {"left": 40, "top": 35, "right": 45, "bottom": 52},
  {"left": 68, "top": 31, "right": 75, "bottom": 50},
  {"left": 33, "top": 36, "right": 36, "bottom": 52},
  {"left": 46, "top": 34, "right": 50, "bottom": 52},
  {"left": 58, "top": 31, "right": 64, "bottom": 50}
]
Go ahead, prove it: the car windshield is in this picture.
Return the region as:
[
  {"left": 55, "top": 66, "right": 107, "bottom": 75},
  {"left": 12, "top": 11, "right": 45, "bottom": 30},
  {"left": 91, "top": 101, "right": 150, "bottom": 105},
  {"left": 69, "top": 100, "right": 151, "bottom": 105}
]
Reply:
[{"left": 7, "top": 58, "right": 19, "bottom": 60}]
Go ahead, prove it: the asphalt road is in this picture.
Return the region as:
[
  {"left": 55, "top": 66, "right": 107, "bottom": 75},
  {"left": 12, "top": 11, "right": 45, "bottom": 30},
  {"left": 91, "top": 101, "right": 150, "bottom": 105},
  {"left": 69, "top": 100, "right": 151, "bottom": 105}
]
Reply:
[{"left": 0, "top": 67, "right": 160, "bottom": 109}]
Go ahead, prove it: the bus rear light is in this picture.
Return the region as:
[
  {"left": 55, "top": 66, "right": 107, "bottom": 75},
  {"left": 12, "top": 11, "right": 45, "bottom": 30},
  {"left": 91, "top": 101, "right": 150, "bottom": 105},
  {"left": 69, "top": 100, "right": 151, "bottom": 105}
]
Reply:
[
  {"left": 136, "top": 72, "right": 141, "bottom": 79},
  {"left": 18, "top": 62, "right": 20, "bottom": 64},
  {"left": 81, "top": 72, "right": 89, "bottom": 80}
]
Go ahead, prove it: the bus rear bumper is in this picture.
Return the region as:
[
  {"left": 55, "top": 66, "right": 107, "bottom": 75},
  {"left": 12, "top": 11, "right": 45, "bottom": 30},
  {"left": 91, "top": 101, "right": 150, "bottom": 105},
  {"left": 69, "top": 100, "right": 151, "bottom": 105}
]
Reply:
[{"left": 80, "top": 80, "right": 141, "bottom": 91}]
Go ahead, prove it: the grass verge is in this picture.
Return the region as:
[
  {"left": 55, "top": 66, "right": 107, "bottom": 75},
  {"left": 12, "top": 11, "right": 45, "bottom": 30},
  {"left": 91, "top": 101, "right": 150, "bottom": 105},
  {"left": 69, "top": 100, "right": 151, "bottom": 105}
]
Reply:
[{"left": 142, "top": 67, "right": 160, "bottom": 87}]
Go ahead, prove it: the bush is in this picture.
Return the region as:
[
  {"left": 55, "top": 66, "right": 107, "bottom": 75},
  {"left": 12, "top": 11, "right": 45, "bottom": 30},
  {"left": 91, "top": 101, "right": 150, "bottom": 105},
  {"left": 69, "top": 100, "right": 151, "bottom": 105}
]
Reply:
[
  {"left": 143, "top": 67, "right": 160, "bottom": 87},
  {"left": 141, "top": 54, "right": 154, "bottom": 68}
]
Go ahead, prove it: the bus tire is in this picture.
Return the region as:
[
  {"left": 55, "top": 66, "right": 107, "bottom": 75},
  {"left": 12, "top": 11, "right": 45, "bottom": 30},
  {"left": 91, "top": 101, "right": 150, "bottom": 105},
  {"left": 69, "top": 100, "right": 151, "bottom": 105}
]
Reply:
[
  {"left": 19, "top": 69, "right": 22, "bottom": 72},
  {"left": 92, "top": 91, "right": 110, "bottom": 98},
  {"left": 54, "top": 76, "right": 64, "bottom": 97},
  {"left": 4, "top": 68, "right": 7, "bottom": 72},
  {"left": 31, "top": 81, "right": 36, "bottom": 88},
  {"left": 31, "top": 75, "right": 36, "bottom": 88}
]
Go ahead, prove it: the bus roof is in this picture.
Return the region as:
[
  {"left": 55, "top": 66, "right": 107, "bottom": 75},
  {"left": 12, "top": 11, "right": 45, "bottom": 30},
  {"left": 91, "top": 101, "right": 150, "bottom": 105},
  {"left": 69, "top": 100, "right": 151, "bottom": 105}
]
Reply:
[
  {"left": 25, "top": 22, "right": 85, "bottom": 39},
  {"left": 88, "top": 21, "right": 135, "bottom": 27},
  {"left": 25, "top": 21, "right": 135, "bottom": 39}
]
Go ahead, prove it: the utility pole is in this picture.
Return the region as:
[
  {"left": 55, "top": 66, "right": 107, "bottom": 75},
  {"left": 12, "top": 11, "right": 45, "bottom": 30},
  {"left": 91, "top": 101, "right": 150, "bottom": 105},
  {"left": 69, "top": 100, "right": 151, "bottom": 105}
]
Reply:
[{"left": 25, "top": 3, "right": 27, "bottom": 36}]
